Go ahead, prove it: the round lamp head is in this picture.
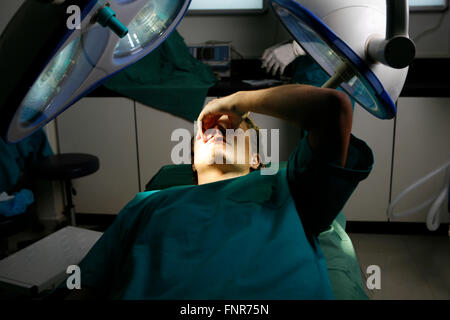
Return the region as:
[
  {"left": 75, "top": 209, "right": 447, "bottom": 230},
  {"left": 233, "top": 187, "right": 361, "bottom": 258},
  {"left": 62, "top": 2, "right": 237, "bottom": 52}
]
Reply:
[
  {"left": 271, "top": 0, "right": 412, "bottom": 119},
  {"left": 0, "top": 0, "right": 191, "bottom": 143}
]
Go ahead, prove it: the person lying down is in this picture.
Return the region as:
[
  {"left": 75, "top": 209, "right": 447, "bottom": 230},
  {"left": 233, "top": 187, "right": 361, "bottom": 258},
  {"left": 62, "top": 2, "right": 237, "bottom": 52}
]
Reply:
[{"left": 61, "top": 84, "right": 373, "bottom": 299}]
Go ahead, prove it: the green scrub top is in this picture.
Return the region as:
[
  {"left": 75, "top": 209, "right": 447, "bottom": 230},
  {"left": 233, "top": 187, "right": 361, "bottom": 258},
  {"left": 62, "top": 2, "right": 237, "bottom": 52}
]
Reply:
[{"left": 77, "top": 134, "right": 373, "bottom": 299}]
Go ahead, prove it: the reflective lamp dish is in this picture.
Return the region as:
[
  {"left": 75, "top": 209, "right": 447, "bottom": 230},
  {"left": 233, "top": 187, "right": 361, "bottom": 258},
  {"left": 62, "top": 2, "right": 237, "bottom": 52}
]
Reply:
[
  {"left": 0, "top": 0, "right": 191, "bottom": 143},
  {"left": 271, "top": 0, "right": 407, "bottom": 119}
]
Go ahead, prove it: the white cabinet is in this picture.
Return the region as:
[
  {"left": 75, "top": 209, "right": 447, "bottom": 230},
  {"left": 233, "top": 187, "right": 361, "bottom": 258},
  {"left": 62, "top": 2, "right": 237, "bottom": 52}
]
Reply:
[
  {"left": 343, "top": 98, "right": 450, "bottom": 223},
  {"left": 56, "top": 98, "right": 140, "bottom": 215},
  {"left": 343, "top": 104, "right": 395, "bottom": 222},
  {"left": 135, "top": 102, "right": 194, "bottom": 192},
  {"left": 390, "top": 97, "right": 450, "bottom": 223}
]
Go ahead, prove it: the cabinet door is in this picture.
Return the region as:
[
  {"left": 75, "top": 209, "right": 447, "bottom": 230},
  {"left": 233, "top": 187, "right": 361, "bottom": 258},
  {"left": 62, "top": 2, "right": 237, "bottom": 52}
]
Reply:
[
  {"left": 135, "top": 102, "right": 195, "bottom": 192},
  {"left": 343, "top": 104, "right": 395, "bottom": 221},
  {"left": 57, "top": 98, "right": 139, "bottom": 214},
  {"left": 391, "top": 97, "right": 450, "bottom": 223}
]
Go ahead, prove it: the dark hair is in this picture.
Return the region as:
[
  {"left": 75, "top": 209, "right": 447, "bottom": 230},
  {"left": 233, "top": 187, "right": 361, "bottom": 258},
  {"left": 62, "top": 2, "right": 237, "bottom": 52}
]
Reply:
[{"left": 191, "top": 116, "right": 263, "bottom": 184}]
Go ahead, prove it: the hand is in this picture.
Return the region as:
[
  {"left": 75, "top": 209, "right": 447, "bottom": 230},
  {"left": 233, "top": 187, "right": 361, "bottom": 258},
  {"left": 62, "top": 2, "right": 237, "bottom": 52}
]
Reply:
[
  {"left": 197, "top": 94, "right": 250, "bottom": 141},
  {"left": 261, "top": 41, "right": 306, "bottom": 76}
]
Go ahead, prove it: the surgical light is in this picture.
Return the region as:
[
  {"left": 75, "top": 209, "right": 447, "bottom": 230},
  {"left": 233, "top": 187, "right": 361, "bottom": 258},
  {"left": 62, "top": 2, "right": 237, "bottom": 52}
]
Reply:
[
  {"left": 0, "top": 0, "right": 191, "bottom": 143},
  {"left": 271, "top": 0, "right": 416, "bottom": 119}
]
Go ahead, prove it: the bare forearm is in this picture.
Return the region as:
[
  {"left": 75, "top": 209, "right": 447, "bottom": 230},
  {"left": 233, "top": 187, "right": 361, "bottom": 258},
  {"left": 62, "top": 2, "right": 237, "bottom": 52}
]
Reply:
[
  {"left": 231, "top": 84, "right": 353, "bottom": 166},
  {"left": 230, "top": 85, "right": 344, "bottom": 129}
]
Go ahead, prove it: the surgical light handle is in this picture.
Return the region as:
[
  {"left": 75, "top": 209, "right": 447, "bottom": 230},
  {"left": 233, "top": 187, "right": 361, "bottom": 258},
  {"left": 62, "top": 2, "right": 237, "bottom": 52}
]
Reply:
[
  {"left": 321, "top": 61, "right": 356, "bottom": 89},
  {"left": 366, "top": 0, "right": 416, "bottom": 69},
  {"left": 95, "top": 4, "right": 128, "bottom": 38}
]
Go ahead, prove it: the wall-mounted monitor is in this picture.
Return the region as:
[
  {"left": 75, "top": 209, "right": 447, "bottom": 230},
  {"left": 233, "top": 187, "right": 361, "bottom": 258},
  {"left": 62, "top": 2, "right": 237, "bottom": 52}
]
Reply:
[
  {"left": 188, "top": 0, "right": 266, "bottom": 15},
  {"left": 409, "top": 0, "right": 449, "bottom": 11}
]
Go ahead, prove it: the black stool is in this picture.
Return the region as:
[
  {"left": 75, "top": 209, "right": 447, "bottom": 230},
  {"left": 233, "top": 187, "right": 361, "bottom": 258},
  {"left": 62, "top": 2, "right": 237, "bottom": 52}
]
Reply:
[{"left": 32, "top": 153, "right": 99, "bottom": 226}]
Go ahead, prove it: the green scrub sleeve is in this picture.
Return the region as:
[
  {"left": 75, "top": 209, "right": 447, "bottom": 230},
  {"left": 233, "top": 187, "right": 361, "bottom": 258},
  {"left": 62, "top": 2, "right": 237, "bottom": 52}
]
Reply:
[{"left": 286, "top": 133, "right": 373, "bottom": 236}]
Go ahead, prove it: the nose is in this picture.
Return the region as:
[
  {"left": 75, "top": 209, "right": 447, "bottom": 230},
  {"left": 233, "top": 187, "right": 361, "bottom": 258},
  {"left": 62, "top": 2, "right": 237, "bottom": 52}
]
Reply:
[
  {"left": 205, "top": 126, "right": 221, "bottom": 138},
  {"left": 215, "top": 123, "right": 225, "bottom": 133},
  {"left": 203, "top": 124, "right": 226, "bottom": 143}
]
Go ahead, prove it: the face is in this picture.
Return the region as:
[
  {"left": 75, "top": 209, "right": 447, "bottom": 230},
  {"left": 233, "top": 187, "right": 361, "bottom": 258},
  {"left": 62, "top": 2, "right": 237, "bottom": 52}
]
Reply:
[{"left": 193, "top": 115, "right": 259, "bottom": 173}]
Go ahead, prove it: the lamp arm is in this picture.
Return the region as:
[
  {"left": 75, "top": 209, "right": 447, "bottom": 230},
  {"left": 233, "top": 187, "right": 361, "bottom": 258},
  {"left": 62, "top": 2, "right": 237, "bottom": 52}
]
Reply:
[
  {"left": 386, "top": 0, "right": 410, "bottom": 38},
  {"left": 366, "top": 0, "right": 416, "bottom": 69}
]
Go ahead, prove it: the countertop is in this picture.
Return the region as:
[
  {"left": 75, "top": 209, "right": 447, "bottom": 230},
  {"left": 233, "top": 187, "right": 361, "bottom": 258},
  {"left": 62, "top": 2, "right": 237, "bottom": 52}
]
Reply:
[{"left": 87, "top": 58, "right": 450, "bottom": 98}]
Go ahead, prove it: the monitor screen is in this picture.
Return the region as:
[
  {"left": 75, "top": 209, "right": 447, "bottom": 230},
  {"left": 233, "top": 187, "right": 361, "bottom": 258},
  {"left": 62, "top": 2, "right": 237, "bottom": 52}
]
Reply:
[
  {"left": 409, "top": 0, "right": 449, "bottom": 11},
  {"left": 188, "top": 0, "right": 266, "bottom": 14}
]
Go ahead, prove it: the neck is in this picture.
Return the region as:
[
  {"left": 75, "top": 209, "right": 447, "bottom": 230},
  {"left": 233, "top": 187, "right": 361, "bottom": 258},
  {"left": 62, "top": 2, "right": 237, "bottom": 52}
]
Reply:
[{"left": 196, "top": 165, "right": 249, "bottom": 185}]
